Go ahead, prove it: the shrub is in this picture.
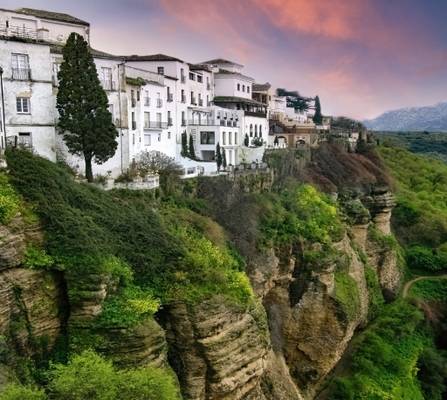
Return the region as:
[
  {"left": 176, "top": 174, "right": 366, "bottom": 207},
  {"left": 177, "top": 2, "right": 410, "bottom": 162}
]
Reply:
[
  {"left": 364, "top": 265, "right": 385, "bottom": 320},
  {"left": 48, "top": 350, "right": 180, "bottom": 400},
  {"left": 417, "top": 348, "right": 447, "bottom": 400},
  {"left": 409, "top": 279, "right": 447, "bottom": 302},
  {"left": 406, "top": 245, "right": 444, "bottom": 272},
  {"left": 0, "top": 173, "right": 20, "bottom": 224},
  {"left": 334, "top": 272, "right": 360, "bottom": 320},
  {"left": 23, "top": 246, "right": 55, "bottom": 270},
  {"left": 0, "top": 385, "right": 46, "bottom": 400}
]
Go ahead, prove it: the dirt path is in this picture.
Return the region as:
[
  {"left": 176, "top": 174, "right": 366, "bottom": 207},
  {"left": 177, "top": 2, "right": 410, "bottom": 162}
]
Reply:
[{"left": 402, "top": 274, "right": 447, "bottom": 298}]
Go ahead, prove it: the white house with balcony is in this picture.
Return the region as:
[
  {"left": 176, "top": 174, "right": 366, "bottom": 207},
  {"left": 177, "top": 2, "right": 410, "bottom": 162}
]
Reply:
[{"left": 202, "top": 59, "right": 268, "bottom": 164}]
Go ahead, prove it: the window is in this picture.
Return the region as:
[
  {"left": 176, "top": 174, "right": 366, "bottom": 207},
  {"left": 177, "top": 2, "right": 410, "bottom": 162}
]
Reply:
[
  {"left": 242, "top": 85, "right": 245, "bottom": 92},
  {"left": 191, "top": 91, "right": 195, "bottom": 105},
  {"left": 168, "top": 132, "right": 171, "bottom": 139},
  {"left": 180, "top": 68, "right": 185, "bottom": 82},
  {"left": 181, "top": 89, "right": 185, "bottom": 103},
  {"left": 206, "top": 95, "right": 209, "bottom": 106},
  {"left": 168, "top": 111, "right": 172, "bottom": 126},
  {"left": 12, "top": 53, "right": 30, "bottom": 80},
  {"left": 158, "top": 133, "right": 161, "bottom": 142},
  {"left": 222, "top": 131, "right": 226, "bottom": 145},
  {"left": 136, "top": 90, "right": 140, "bottom": 101},
  {"left": 144, "top": 134, "right": 151, "bottom": 146},
  {"left": 259, "top": 125, "right": 262, "bottom": 137},
  {"left": 254, "top": 125, "right": 258, "bottom": 137},
  {"left": 18, "top": 132, "right": 32, "bottom": 147},
  {"left": 197, "top": 75, "right": 203, "bottom": 83},
  {"left": 16, "top": 97, "right": 30, "bottom": 114},
  {"left": 101, "top": 67, "right": 112, "bottom": 90},
  {"left": 228, "top": 131, "right": 232, "bottom": 145},
  {"left": 131, "top": 90, "right": 136, "bottom": 107},
  {"left": 237, "top": 83, "right": 240, "bottom": 91},
  {"left": 157, "top": 66, "right": 164, "bottom": 75},
  {"left": 52, "top": 62, "right": 60, "bottom": 85},
  {"left": 181, "top": 111, "right": 186, "bottom": 125},
  {"left": 200, "top": 131, "right": 215, "bottom": 145},
  {"left": 247, "top": 86, "right": 250, "bottom": 93},
  {"left": 144, "top": 112, "right": 150, "bottom": 129},
  {"left": 234, "top": 132, "right": 238, "bottom": 145},
  {"left": 144, "top": 91, "right": 150, "bottom": 106},
  {"left": 156, "top": 112, "right": 162, "bottom": 128},
  {"left": 250, "top": 124, "right": 253, "bottom": 137},
  {"left": 131, "top": 112, "right": 136, "bottom": 130},
  {"left": 189, "top": 72, "right": 195, "bottom": 81}
]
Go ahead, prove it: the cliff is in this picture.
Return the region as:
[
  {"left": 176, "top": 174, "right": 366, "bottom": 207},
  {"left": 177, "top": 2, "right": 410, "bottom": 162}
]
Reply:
[{"left": 0, "top": 148, "right": 402, "bottom": 399}]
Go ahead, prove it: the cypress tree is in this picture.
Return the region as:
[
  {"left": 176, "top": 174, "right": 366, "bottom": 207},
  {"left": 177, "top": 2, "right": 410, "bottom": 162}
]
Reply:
[
  {"left": 181, "top": 131, "right": 188, "bottom": 157},
  {"left": 56, "top": 32, "right": 117, "bottom": 182},
  {"left": 216, "top": 143, "right": 222, "bottom": 171},
  {"left": 188, "top": 134, "right": 196, "bottom": 159},
  {"left": 313, "top": 95, "right": 323, "bottom": 125},
  {"left": 221, "top": 148, "right": 227, "bottom": 170}
]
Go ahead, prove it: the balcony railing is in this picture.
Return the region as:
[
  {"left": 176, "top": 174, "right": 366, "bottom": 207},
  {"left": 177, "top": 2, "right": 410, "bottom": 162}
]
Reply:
[
  {"left": 144, "top": 98, "right": 150, "bottom": 107},
  {"left": 0, "top": 23, "right": 37, "bottom": 40},
  {"left": 101, "top": 80, "right": 117, "bottom": 91},
  {"left": 157, "top": 99, "right": 163, "bottom": 108},
  {"left": 167, "top": 93, "right": 173, "bottom": 102},
  {"left": 244, "top": 110, "right": 267, "bottom": 118},
  {"left": 144, "top": 121, "right": 168, "bottom": 130},
  {"left": 188, "top": 120, "right": 215, "bottom": 126},
  {"left": 12, "top": 68, "right": 31, "bottom": 81}
]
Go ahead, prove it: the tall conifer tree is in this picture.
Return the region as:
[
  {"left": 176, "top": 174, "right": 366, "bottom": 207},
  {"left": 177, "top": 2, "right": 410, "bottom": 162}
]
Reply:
[
  {"left": 313, "top": 95, "right": 323, "bottom": 125},
  {"left": 188, "top": 134, "right": 196, "bottom": 159},
  {"left": 216, "top": 143, "right": 222, "bottom": 171},
  {"left": 57, "top": 33, "right": 117, "bottom": 182}
]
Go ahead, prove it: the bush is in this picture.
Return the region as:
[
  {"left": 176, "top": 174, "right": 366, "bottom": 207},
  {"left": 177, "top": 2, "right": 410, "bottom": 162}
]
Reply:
[
  {"left": 48, "top": 350, "right": 180, "bottom": 400},
  {"left": 0, "top": 173, "right": 20, "bottom": 224},
  {"left": 334, "top": 272, "right": 360, "bottom": 320},
  {"left": 0, "top": 385, "right": 46, "bottom": 400},
  {"left": 417, "top": 348, "right": 447, "bottom": 400},
  {"left": 406, "top": 245, "right": 445, "bottom": 272},
  {"left": 23, "top": 246, "right": 55, "bottom": 270}
]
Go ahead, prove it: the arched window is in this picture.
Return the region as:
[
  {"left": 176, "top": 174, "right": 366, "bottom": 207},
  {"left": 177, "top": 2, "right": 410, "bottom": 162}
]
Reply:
[
  {"left": 250, "top": 124, "right": 253, "bottom": 137},
  {"left": 254, "top": 125, "right": 258, "bottom": 137}
]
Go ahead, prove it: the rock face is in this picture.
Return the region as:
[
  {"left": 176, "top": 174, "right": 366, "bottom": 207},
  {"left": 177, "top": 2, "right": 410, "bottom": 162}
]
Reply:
[{"left": 161, "top": 298, "right": 270, "bottom": 400}]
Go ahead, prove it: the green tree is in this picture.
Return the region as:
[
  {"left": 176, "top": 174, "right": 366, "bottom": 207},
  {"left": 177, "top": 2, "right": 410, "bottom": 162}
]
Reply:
[
  {"left": 216, "top": 143, "right": 222, "bottom": 171},
  {"left": 0, "top": 385, "right": 46, "bottom": 400},
  {"left": 313, "top": 95, "right": 323, "bottom": 125},
  {"left": 48, "top": 350, "right": 117, "bottom": 400},
  {"left": 56, "top": 33, "right": 117, "bottom": 182},
  {"left": 188, "top": 134, "right": 196, "bottom": 159},
  {"left": 181, "top": 131, "right": 188, "bottom": 157},
  {"left": 221, "top": 148, "right": 227, "bottom": 170},
  {"left": 274, "top": 136, "right": 279, "bottom": 146}
]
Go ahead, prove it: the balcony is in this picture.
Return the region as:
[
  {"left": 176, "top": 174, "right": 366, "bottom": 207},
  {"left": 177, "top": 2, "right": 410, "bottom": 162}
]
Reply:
[
  {"left": 245, "top": 110, "right": 267, "bottom": 118},
  {"left": 0, "top": 23, "right": 37, "bottom": 40},
  {"left": 157, "top": 99, "right": 163, "bottom": 108},
  {"left": 101, "top": 80, "right": 117, "bottom": 91},
  {"left": 144, "top": 98, "right": 150, "bottom": 107},
  {"left": 188, "top": 120, "right": 215, "bottom": 126},
  {"left": 144, "top": 121, "right": 168, "bottom": 130},
  {"left": 167, "top": 93, "right": 173, "bottom": 102},
  {"left": 12, "top": 68, "right": 31, "bottom": 81}
]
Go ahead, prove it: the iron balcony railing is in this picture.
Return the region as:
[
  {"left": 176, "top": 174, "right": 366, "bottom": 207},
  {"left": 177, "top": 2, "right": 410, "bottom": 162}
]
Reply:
[
  {"left": 0, "top": 23, "right": 37, "bottom": 40},
  {"left": 12, "top": 68, "right": 31, "bottom": 80},
  {"left": 188, "top": 120, "right": 215, "bottom": 126},
  {"left": 144, "top": 121, "right": 168, "bottom": 129},
  {"left": 244, "top": 110, "right": 267, "bottom": 118}
]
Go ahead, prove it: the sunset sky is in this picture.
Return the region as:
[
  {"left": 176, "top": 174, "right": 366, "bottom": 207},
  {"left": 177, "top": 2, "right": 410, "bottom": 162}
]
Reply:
[{"left": 2, "top": 0, "right": 447, "bottom": 119}]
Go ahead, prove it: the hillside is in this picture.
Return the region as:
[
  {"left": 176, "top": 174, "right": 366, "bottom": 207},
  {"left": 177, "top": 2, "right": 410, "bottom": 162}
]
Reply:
[
  {"left": 364, "top": 102, "right": 447, "bottom": 132},
  {"left": 0, "top": 145, "right": 445, "bottom": 399}
]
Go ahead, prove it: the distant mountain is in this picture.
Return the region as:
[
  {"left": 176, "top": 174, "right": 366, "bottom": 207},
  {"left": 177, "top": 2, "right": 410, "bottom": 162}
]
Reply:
[{"left": 364, "top": 102, "right": 447, "bottom": 131}]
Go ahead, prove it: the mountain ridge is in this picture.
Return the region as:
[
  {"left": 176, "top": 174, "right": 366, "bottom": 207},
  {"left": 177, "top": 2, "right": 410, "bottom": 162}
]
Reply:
[{"left": 364, "top": 101, "right": 447, "bottom": 131}]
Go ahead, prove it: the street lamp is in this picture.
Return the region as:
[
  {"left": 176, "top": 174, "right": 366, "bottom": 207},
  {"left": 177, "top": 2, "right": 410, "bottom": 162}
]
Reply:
[{"left": 0, "top": 66, "right": 6, "bottom": 150}]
